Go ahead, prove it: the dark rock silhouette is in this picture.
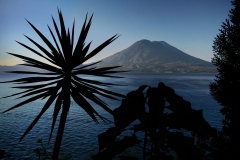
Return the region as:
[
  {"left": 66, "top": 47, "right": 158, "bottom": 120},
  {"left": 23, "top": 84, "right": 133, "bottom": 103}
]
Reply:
[{"left": 93, "top": 82, "right": 215, "bottom": 160}]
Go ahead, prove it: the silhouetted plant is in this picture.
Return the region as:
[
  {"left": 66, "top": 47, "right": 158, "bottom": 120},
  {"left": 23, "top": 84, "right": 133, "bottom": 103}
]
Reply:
[
  {"left": 92, "top": 82, "right": 215, "bottom": 160},
  {"left": 0, "top": 149, "right": 7, "bottom": 159},
  {"left": 1, "top": 9, "right": 125, "bottom": 159},
  {"left": 34, "top": 139, "right": 72, "bottom": 160},
  {"left": 210, "top": 0, "right": 240, "bottom": 159}
]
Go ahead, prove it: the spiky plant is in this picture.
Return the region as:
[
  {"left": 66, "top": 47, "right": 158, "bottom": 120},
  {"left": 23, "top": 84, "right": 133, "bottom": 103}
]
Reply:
[{"left": 1, "top": 9, "right": 125, "bottom": 159}]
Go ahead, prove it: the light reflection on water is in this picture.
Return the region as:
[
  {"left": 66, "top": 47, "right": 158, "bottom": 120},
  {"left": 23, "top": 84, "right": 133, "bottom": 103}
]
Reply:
[{"left": 0, "top": 73, "right": 222, "bottom": 159}]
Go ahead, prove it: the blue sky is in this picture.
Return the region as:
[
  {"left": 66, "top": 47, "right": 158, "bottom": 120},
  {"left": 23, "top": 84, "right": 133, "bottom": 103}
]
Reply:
[{"left": 0, "top": 0, "right": 232, "bottom": 66}]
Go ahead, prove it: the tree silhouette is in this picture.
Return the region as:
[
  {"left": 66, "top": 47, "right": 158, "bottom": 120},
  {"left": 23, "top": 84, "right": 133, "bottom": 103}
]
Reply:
[
  {"left": 1, "top": 9, "right": 125, "bottom": 159},
  {"left": 210, "top": 0, "right": 240, "bottom": 159}
]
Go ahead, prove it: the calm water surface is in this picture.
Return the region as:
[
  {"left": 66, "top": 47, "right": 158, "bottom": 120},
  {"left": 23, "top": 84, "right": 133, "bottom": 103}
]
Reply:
[{"left": 0, "top": 73, "right": 222, "bottom": 159}]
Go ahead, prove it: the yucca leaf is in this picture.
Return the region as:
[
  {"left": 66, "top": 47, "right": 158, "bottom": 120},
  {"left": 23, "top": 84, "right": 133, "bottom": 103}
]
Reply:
[
  {"left": 73, "top": 61, "right": 101, "bottom": 70},
  {"left": 72, "top": 82, "right": 113, "bottom": 114},
  {"left": 82, "top": 34, "right": 119, "bottom": 63},
  {"left": 47, "top": 25, "right": 63, "bottom": 58},
  {"left": 12, "top": 80, "right": 59, "bottom": 89},
  {"left": 19, "top": 63, "right": 62, "bottom": 74},
  {"left": 7, "top": 53, "right": 62, "bottom": 73},
  {"left": 19, "top": 91, "right": 58, "bottom": 142},
  {"left": 73, "top": 75, "right": 121, "bottom": 87},
  {"left": 58, "top": 9, "right": 67, "bottom": 43},
  {"left": 53, "top": 88, "right": 70, "bottom": 160},
  {"left": 81, "top": 86, "right": 120, "bottom": 101},
  {"left": 76, "top": 79, "right": 125, "bottom": 98},
  {"left": 47, "top": 26, "right": 65, "bottom": 67},
  {"left": 74, "top": 65, "right": 123, "bottom": 76},
  {"left": 16, "top": 87, "right": 56, "bottom": 99},
  {"left": 9, "top": 55, "right": 57, "bottom": 73},
  {"left": 73, "top": 69, "right": 124, "bottom": 78},
  {"left": 92, "top": 66, "right": 122, "bottom": 72},
  {"left": 71, "top": 79, "right": 122, "bottom": 101},
  {"left": 72, "top": 14, "right": 92, "bottom": 59},
  {"left": 72, "top": 41, "right": 92, "bottom": 68},
  {"left": 1, "top": 88, "right": 36, "bottom": 99},
  {"left": 58, "top": 10, "right": 70, "bottom": 63},
  {"left": 19, "top": 62, "right": 52, "bottom": 71},
  {"left": 71, "top": 86, "right": 108, "bottom": 122},
  {"left": 22, "top": 35, "right": 58, "bottom": 65},
  {"left": 68, "top": 28, "right": 71, "bottom": 51},
  {"left": 89, "top": 96, "right": 112, "bottom": 114},
  {"left": 81, "top": 14, "right": 93, "bottom": 44},
  {"left": 71, "top": 19, "right": 75, "bottom": 50},
  {"left": 51, "top": 16, "right": 65, "bottom": 63},
  {"left": 95, "top": 66, "right": 122, "bottom": 72},
  {"left": 89, "top": 67, "right": 128, "bottom": 76},
  {"left": 6, "top": 71, "right": 60, "bottom": 75},
  {"left": 51, "top": 16, "right": 61, "bottom": 45},
  {"left": 73, "top": 13, "right": 87, "bottom": 53},
  {"left": 2, "top": 90, "right": 51, "bottom": 113},
  {"left": 27, "top": 21, "right": 63, "bottom": 66},
  {"left": 49, "top": 92, "right": 63, "bottom": 144},
  {"left": 85, "top": 93, "right": 113, "bottom": 115},
  {"left": 16, "top": 40, "right": 56, "bottom": 66},
  {"left": 98, "top": 70, "right": 128, "bottom": 75},
  {"left": 3, "top": 9, "right": 127, "bottom": 160},
  {"left": 26, "top": 20, "right": 62, "bottom": 65},
  {"left": 2, "top": 83, "right": 57, "bottom": 99},
  {"left": 1, "top": 75, "right": 62, "bottom": 84},
  {"left": 1, "top": 80, "right": 60, "bottom": 99},
  {"left": 88, "top": 67, "right": 97, "bottom": 71},
  {"left": 52, "top": 78, "right": 71, "bottom": 158},
  {"left": 71, "top": 86, "right": 98, "bottom": 122}
]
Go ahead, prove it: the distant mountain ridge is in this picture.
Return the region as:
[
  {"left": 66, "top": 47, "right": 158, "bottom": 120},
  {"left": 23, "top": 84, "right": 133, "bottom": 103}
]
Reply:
[
  {"left": 97, "top": 39, "right": 216, "bottom": 72},
  {"left": 0, "top": 40, "right": 216, "bottom": 73}
]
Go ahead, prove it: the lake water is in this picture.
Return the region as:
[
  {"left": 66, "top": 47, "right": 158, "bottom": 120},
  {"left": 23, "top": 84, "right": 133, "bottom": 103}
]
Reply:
[{"left": 0, "top": 73, "right": 223, "bottom": 159}]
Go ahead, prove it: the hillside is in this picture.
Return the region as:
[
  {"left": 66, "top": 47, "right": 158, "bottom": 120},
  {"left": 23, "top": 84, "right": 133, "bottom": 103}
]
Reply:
[{"left": 97, "top": 39, "right": 216, "bottom": 73}]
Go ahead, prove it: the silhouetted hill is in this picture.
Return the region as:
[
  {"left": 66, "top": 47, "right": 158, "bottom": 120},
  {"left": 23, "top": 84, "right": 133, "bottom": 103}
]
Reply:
[{"left": 97, "top": 39, "right": 216, "bottom": 72}]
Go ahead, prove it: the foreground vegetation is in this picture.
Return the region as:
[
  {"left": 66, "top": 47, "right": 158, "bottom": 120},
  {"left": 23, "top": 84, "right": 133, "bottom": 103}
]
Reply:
[
  {"left": 1, "top": 9, "right": 125, "bottom": 159},
  {"left": 210, "top": 0, "right": 240, "bottom": 159},
  {"left": 92, "top": 82, "right": 215, "bottom": 160}
]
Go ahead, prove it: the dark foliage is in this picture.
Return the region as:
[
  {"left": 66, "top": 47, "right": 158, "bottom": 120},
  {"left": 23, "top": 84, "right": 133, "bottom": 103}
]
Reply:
[
  {"left": 0, "top": 150, "right": 7, "bottom": 159},
  {"left": 1, "top": 10, "right": 126, "bottom": 159},
  {"left": 34, "top": 139, "right": 72, "bottom": 160},
  {"left": 93, "top": 82, "right": 215, "bottom": 160},
  {"left": 210, "top": 0, "right": 240, "bottom": 159}
]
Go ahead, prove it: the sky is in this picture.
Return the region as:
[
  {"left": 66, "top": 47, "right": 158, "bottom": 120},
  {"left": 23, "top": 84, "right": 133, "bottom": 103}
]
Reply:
[{"left": 0, "top": 0, "right": 232, "bottom": 66}]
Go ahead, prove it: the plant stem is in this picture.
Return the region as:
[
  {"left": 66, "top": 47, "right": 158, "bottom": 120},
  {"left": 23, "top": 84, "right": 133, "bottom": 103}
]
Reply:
[{"left": 53, "top": 75, "right": 71, "bottom": 160}]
